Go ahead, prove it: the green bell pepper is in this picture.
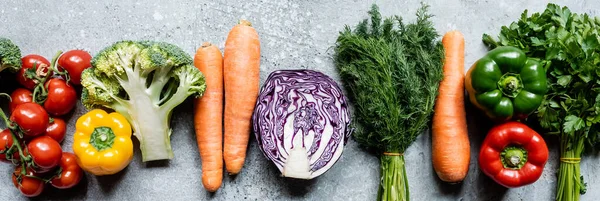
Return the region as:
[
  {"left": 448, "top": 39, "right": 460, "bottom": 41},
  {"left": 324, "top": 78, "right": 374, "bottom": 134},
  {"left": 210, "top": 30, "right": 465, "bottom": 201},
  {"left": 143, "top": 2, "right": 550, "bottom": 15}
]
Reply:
[{"left": 465, "top": 46, "right": 547, "bottom": 121}]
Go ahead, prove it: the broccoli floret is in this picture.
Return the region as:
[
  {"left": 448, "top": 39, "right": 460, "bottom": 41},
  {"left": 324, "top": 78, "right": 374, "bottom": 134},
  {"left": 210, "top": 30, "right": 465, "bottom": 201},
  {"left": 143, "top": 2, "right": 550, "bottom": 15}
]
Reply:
[
  {"left": 0, "top": 38, "right": 21, "bottom": 73},
  {"left": 82, "top": 40, "right": 206, "bottom": 162}
]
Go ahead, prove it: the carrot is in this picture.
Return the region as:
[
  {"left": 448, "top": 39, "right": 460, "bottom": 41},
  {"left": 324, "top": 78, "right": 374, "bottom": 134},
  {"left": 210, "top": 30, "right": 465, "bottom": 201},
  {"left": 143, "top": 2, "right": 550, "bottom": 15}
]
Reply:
[
  {"left": 431, "top": 30, "right": 470, "bottom": 183},
  {"left": 193, "top": 42, "right": 224, "bottom": 192},
  {"left": 223, "top": 20, "right": 260, "bottom": 175}
]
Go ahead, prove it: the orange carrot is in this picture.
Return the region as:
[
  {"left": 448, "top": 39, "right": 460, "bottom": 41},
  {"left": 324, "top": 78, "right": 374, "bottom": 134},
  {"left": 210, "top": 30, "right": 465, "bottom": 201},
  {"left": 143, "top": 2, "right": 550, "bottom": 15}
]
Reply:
[
  {"left": 223, "top": 20, "right": 260, "bottom": 175},
  {"left": 431, "top": 30, "right": 470, "bottom": 183},
  {"left": 193, "top": 42, "right": 224, "bottom": 192}
]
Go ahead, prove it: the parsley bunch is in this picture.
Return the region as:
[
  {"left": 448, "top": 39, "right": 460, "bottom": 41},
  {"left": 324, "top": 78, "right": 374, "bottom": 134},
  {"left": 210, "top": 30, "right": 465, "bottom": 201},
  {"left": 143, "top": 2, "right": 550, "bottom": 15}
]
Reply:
[{"left": 484, "top": 4, "right": 600, "bottom": 201}]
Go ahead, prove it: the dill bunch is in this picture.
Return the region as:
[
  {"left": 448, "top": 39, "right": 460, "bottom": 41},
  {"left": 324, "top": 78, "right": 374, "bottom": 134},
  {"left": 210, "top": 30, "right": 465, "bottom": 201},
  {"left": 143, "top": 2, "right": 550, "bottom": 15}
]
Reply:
[
  {"left": 334, "top": 4, "right": 443, "bottom": 201},
  {"left": 335, "top": 4, "right": 443, "bottom": 154}
]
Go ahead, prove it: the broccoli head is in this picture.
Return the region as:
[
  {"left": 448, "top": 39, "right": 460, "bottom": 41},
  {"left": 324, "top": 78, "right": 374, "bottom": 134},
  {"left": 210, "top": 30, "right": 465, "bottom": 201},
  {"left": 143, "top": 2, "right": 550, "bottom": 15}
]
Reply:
[
  {"left": 81, "top": 40, "right": 206, "bottom": 161},
  {"left": 0, "top": 37, "right": 22, "bottom": 73}
]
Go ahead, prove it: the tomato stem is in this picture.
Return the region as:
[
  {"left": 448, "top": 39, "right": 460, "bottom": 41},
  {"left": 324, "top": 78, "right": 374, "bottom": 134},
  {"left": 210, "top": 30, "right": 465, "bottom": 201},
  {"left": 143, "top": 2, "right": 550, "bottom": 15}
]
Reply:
[
  {"left": 32, "top": 84, "right": 47, "bottom": 104},
  {"left": 0, "top": 96, "right": 17, "bottom": 130},
  {"left": 23, "top": 173, "right": 54, "bottom": 183},
  {"left": 0, "top": 100, "right": 34, "bottom": 173},
  {"left": 32, "top": 51, "right": 64, "bottom": 105},
  {"left": 49, "top": 51, "right": 63, "bottom": 76},
  {"left": 8, "top": 130, "right": 28, "bottom": 175},
  {"left": 50, "top": 166, "right": 63, "bottom": 180},
  {"left": 50, "top": 51, "right": 71, "bottom": 84}
]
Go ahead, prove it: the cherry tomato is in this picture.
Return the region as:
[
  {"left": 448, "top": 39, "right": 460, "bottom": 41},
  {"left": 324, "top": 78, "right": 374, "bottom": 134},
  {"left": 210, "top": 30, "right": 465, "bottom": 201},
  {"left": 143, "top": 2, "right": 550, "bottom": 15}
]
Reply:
[
  {"left": 17, "top": 54, "right": 51, "bottom": 90},
  {"left": 50, "top": 152, "right": 83, "bottom": 189},
  {"left": 10, "top": 103, "right": 49, "bottom": 137},
  {"left": 0, "top": 129, "right": 15, "bottom": 162},
  {"left": 58, "top": 50, "right": 92, "bottom": 85},
  {"left": 12, "top": 166, "right": 45, "bottom": 197},
  {"left": 9, "top": 88, "right": 33, "bottom": 112},
  {"left": 27, "top": 136, "right": 62, "bottom": 169},
  {"left": 43, "top": 78, "right": 77, "bottom": 116},
  {"left": 45, "top": 118, "right": 67, "bottom": 143}
]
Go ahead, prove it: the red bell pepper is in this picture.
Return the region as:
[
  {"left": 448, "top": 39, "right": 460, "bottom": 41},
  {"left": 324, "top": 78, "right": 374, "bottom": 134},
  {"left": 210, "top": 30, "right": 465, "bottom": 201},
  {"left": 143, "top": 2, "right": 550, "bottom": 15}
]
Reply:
[{"left": 479, "top": 121, "right": 549, "bottom": 188}]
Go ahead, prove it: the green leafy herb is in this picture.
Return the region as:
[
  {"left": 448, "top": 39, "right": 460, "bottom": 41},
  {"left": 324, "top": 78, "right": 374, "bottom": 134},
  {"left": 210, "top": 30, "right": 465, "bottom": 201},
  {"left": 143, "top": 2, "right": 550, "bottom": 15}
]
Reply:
[
  {"left": 484, "top": 3, "right": 600, "bottom": 201},
  {"left": 334, "top": 4, "right": 443, "bottom": 201}
]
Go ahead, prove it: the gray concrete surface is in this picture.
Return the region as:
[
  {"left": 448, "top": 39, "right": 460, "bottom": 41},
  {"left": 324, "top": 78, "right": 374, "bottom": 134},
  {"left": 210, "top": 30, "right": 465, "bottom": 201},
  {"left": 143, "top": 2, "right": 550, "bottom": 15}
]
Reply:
[{"left": 0, "top": 0, "right": 599, "bottom": 200}]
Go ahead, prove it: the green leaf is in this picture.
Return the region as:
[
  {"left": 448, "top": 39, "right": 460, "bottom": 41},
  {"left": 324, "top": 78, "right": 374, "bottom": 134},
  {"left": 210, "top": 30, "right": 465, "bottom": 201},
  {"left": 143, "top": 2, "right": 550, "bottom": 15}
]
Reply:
[
  {"left": 564, "top": 115, "right": 585, "bottom": 134},
  {"left": 560, "top": 100, "right": 570, "bottom": 112},
  {"left": 581, "top": 33, "right": 599, "bottom": 54},
  {"left": 538, "top": 105, "right": 560, "bottom": 131},
  {"left": 581, "top": 175, "right": 588, "bottom": 194},
  {"left": 552, "top": 66, "right": 565, "bottom": 75},
  {"left": 546, "top": 47, "right": 562, "bottom": 60},
  {"left": 551, "top": 5, "right": 571, "bottom": 28},
  {"left": 549, "top": 100, "right": 560, "bottom": 108},
  {"left": 531, "top": 37, "right": 545, "bottom": 46},
  {"left": 557, "top": 75, "right": 572, "bottom": 86},
  {"left": 586, "top": 115, "right": 600, "bottom": 125},
  {"left": 482, "top": 34, "right": 500, "bottom": 48},
  {"left": 579, "top": 73, "right": 593, "bottom": 83},
  {"left": 520, "top": 9, "right": 530, "bottom": 22}
]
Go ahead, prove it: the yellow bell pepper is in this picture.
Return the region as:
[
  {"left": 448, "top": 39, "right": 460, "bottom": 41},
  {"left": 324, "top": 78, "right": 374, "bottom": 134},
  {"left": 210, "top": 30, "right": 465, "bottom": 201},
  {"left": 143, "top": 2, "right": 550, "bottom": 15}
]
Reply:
[{"left": 73, "top": 109, "right": 134, "bottom": 176}]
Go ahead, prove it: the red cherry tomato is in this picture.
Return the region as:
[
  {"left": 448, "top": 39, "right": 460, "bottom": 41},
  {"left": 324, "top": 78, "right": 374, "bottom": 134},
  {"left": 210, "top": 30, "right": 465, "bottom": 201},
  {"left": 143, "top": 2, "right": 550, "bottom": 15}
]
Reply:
[
  {"left": 50, "top": 152, "right": 83, "bottom": 189},
  {"left": 12, "top": 166, "right": 45, "bottom": 197},
  {"left": 10, "top": 103, "right": 49, "bottom": 137},
  {"left": 58, "top": 50, "right": 92, "bottom": 85},
  {"left": 9, "top": 88, "right": 33, "bottom": 112},
  {"left": 43, "top": 78, "right": 77, "bottom": 116},
  {"left": 45, "top": 118, "right": 67, "bottom": 143},
  {"left": 27, "top": 136, "right": 62, "bottom": 169},
  {"left": 17, "top": 55, "right": 51, "bottom": 90},
  {"left": 0, "top": 129, "right": 15, "bottom": 162}
]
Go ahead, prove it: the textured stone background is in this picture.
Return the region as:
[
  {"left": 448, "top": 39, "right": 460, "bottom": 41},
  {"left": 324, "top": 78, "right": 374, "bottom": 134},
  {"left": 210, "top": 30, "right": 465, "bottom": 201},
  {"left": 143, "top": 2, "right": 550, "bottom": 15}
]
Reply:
[{"left": 0, "top": 0, "right": 599, "bottom": 200}]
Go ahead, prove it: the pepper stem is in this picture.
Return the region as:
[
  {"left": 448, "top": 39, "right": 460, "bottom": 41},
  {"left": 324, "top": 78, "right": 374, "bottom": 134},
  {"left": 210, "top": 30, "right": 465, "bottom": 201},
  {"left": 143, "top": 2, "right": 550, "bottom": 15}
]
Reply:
[
  {"left": 90, "top": 127, "right": 116, "bottom": 151},
  {"left": 500, "top": 146, "right": 528, "bottom": 169},
  {"left": 497, "top": 73, "right": 524, "bottom": 98}
]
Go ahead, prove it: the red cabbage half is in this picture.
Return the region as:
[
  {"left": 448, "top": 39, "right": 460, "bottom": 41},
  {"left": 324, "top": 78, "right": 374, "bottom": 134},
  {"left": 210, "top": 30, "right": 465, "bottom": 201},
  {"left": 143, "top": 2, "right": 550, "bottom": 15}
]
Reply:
[{"left": 252, "top": 69, "right": 352, "bottom": 179}]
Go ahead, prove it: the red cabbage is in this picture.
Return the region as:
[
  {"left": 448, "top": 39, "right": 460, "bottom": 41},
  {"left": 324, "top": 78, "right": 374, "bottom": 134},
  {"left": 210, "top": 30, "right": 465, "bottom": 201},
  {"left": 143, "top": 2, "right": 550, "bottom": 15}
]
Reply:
[{"left": 252, "top": 69, "right": 352, "bottom": 179}]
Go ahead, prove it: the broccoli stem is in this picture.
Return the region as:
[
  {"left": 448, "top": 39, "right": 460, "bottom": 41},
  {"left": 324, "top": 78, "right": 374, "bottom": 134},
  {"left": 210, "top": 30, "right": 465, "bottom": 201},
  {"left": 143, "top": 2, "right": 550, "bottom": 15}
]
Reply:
[
  {"left": 117, "top": 70, "right": 174, "bottom": 162},
  {"left": 126, "top": 93, "right": 173, "bottom": 162}
]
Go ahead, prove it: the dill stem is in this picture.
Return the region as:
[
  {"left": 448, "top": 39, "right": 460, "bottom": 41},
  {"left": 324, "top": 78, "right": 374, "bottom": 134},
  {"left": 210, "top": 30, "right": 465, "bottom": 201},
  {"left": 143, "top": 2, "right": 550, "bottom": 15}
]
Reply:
[{"left": 378, "top": 155, "right": 409, "bottom": 201}]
